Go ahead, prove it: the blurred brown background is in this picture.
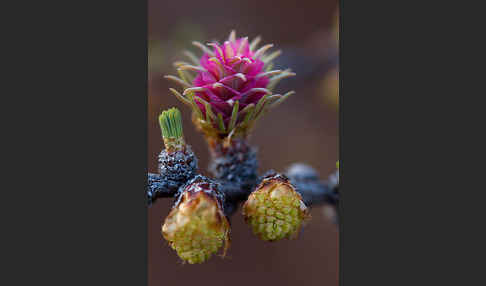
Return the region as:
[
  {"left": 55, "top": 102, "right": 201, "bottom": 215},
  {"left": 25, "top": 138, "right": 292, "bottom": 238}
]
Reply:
[{"left": 148, "top": 1, "right": 339, "bottom": 285}]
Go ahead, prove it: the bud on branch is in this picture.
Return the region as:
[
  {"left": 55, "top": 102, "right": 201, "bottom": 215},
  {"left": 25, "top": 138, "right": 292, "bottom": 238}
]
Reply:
[
  {"left": 159, "top": 107, "right": 185, "bottom": 152},
  {"left": 162, "top": 176, "right": 230, "bottom": 264},
  {"left": 243, "top": 173, "right": 310, "bottom": 241}
]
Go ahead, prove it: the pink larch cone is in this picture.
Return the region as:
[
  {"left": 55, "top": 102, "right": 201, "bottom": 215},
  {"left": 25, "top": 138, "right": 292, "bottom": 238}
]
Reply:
[{"left": 166, "top": 30, "right": 296, "bottom": 141}]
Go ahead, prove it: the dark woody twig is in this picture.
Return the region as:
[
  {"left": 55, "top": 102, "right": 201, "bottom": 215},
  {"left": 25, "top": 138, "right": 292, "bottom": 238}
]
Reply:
[
  {"left": 285, "top": 163, "right": 339, "bottom": 208},
  {"left": 147, "top": 173, "right": 181, "bottom": 206},
  {"left": 147, "top": 162, "right": 340, "bottom": 213}
]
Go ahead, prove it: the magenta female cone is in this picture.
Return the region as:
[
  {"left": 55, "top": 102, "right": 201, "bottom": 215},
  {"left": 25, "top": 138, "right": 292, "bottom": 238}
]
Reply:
[{"left": 166, "top": 30, "right": 296, "bottom": 141}]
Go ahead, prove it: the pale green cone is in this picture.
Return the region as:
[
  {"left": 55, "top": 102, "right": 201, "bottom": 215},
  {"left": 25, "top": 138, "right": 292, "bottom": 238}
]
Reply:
[
  {"left": 242, "top": 174, "right": 310, "bottom": 241},
  {"left": 162, "top": 176, "right": 230, "bottom": 264}
]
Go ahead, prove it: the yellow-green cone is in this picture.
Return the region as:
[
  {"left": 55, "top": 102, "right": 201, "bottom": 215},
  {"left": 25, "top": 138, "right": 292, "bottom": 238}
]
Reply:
[
  {"left": 242, "top": 173, "right": 310, "bottom": 241},
  {"left": 162, "top": 177, "right": 230, "bottom": 264}
]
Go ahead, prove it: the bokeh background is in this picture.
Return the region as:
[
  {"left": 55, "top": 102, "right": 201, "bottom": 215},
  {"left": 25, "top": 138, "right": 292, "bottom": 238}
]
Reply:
[{"left": 148, "top": 1, "right": 339, "bottom": 285}]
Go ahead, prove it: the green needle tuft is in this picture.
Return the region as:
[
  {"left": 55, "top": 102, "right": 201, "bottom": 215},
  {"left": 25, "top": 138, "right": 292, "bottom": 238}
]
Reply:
[{"left": 159, "top": 107, "right": 185, "bottom": 152}]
